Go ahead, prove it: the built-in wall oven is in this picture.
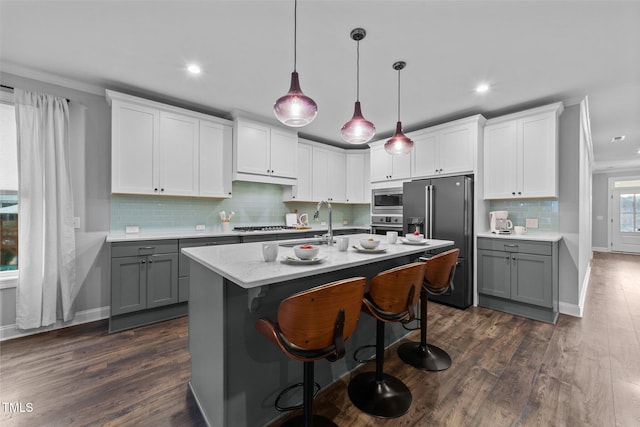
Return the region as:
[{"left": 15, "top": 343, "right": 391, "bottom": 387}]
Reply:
[
  {"left": 372, "top": 187, "right": 403, "bottom": 215},
  {"left": 371, "top": 215, "right": 404, "bottom": 236}
]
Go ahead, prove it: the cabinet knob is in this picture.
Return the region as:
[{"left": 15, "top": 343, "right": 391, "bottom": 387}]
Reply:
[
  {"left": 512, "top": 192, "right": 516, "bottom": 195},
  {"left": 141, "top": 260, "right": 146, "bottom": 264},
  {"left": 154, "top": 188, "right": 158, "bottom": 192},
  {"left": 512, "top": 257, "right": 516, "bottom": 260},
  {"left": 160, "top": 188, "right": 164, "bottom": 192},
  {"left": 518, "top": 192, "right": 522, "bottom": 195}
]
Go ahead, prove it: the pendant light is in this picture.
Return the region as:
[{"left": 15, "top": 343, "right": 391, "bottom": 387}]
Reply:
[
  {"left": 273, "top": 0, "right": 317, "bottom": 127},
  {"left": 341, "top": 28, "right": 376, "bottom": 144},
  {"left": 384, "top": 61, "right": 413, "bottom": 155}
]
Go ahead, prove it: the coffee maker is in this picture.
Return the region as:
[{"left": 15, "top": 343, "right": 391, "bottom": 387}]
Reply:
[{"left": 490, "top": 211, "right": 513, "bottom": 234}]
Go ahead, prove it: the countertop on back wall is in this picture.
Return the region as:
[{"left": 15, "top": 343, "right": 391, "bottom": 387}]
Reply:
[
  {"left": 477, "top": 231, "right": 563, "bottom": 242},
  {"left": 105, "top": 225, "right": 371, "bottom": 242}
]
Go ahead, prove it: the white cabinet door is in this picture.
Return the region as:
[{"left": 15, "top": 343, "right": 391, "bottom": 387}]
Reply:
[
  {"left": 328, "top": 150, "right": 346, "bottom": 202},
  {"left": 411, "top": 131, "right": 439, "bottom": 178},
  {"left": 370, "top": 144, "right": 393, "bottom": 182},
  {"left": 200, "top": 120, "right": 232, "bottom": 198},
  {"left": 520, "top": 113, "right": 557, "bottom": 198},
  {"left": 346, "top": 151, "right": 368, "bottom": 203},
  {"left": 440, "top": 125, "right": 474, "bottom": 174},
  {"left": 159, "top": 112, "right": 199, "bottom": 196},
  {"left": 111, "top": 102, "right": 158, "bottom": 195},
  {"left": 270, "top": 128, "right": 298, "bottom": 178},
  {"left": 391, "top": 151, "right": 412, "bottom": 180},
  {"left": 292, "top": 143, "right": 313, "bottom": 201},
  {"left": 312, "top": 146, "right": 330, "bottom": 201},
  {"left": 484, "top": 121, "right": 518, "bottom": 199},
  {"left": 235, "top": 119, "right": 270, "bottom": 176}
]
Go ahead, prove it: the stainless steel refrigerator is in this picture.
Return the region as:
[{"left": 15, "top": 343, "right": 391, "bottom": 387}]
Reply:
[{"left": 403, "top": 175, "right": 473, "bottom": 309}]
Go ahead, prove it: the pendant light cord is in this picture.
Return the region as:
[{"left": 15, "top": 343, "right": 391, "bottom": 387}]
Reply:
[
  {"left": 397, "top": 67, "right": 401, "bottom": 121},
  {"left": 293, "top": 0, "right": 297, "bottom": 72},
  {"left": 356, "top": 38, "right": 360, "bottom": 101}
]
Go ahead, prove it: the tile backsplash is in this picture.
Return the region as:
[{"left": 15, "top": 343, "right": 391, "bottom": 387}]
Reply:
[
  {"left": 110, "top": 181, "right": 371, "bottom": 233},
  {"left": 489, "top": 199, "right": 558, "bottom": 232}
]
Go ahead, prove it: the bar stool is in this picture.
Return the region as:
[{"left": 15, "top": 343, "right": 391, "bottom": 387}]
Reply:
[
  {"left": 256, "top": 276, "right": 367, "bottom": 427},
  {"left": 397, "top": 248, "right": 459, "bottom": 371},
  {"left": 347, "top": 262, "right": 426, "bottom": 418}
]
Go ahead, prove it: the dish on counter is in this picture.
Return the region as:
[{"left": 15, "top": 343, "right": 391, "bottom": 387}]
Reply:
[
  {"left": 352, "top": 245, "right": 387, "bottom": 254},
  {"left": 400, "top": 238, "right": 429, "bottom": 245},
  {"left": 280, "top": 255, "right": 327, "bottom": 265}
]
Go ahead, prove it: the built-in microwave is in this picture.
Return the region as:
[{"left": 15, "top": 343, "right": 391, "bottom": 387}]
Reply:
[{"left": 371, "top": 187, "right": 403, "bottom": 215}]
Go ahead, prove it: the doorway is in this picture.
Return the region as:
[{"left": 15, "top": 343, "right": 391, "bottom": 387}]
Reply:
[{"left": 610, "top": 176, "right": 640, "bottom": 253}]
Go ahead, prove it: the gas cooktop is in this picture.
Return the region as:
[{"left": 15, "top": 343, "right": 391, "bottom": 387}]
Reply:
[{"left": 232, "top": 226, "right": 297, "bottom": 232}]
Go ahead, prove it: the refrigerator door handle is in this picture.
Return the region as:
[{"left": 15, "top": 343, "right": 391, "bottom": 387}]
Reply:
[
  {"left": 428, "top": 184, "right": 434, "bottom": 239},
  {"left": 424, "top": 185, "right": 429, "bottom": 237}
]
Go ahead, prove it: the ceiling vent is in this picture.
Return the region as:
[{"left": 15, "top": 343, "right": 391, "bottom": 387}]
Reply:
[{"left": 611, "top": 135, "right": 626, "bottom": 142}]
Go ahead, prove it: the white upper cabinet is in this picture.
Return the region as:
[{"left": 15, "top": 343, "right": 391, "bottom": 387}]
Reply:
[
  {"left": 311, "top": 145, "right": 346, "bottom": 202},
  {"left": 233, "top": 117, "right": 298, "bottom": 185},
  {"left": 107, "top": 90, "right": 233, "bottom": 198},
  {"left": 345, "top": 151, "right": 370, "bottom": 204},
  {"left": 483, "top": 103, "right": 564, "bottom": 199},
  {"left": 411, "top": 115, "right": 484, "bottom": 179},
  {"left": 369, "top": 142, "right": 411, "bottom": 182},
  {"left": 199, "top": 120, "right": 233, "bottom": 198},
  {"left": 287, "top": 142, "right": 313, "bottom": 201},
  {"left": 159, "top": 112, "right": 199, "bottom": 196}
]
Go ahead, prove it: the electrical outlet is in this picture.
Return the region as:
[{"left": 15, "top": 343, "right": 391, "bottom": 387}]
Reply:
[
  {"left": 343, "top": 220, "right": 349, "bottom": 225},
  {"left": 73, "top": 217, "right": 81, "bottom": 229},
  {"left": 525, "top": 218, "right": 539, "bottom": 228},
  {"left": 125, "top": 225, "right": 140, "bottom": 234},
  {"left": 196, "top": 224, "right": 206, "bottom": 231}
]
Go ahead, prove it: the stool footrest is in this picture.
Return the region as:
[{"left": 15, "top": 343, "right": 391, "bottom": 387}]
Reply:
[
  {"left": 275, "top": 381, "right": 321, "bottom": 412},
  {"left": 352, "top": 344, "right": 377, "bottom": 364},
  {"left": 347, "top": 371, "right": 412, "bottom": 418},
  {"left": 397, "top": 341, "right": 451, "bottom": 371}
]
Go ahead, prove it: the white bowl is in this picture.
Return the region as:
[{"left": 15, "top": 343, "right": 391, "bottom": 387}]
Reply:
[
  {"left": 359, "top": 238, "right": 381, "bottom": 249},
  {"left": 294, "top": 244, "right": 320, "bottom": 260},
  {"left": 405, "top": 233, "right": 424, "bottom": 242}
]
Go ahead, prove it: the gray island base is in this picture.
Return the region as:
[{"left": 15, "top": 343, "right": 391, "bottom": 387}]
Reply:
[{"left": 182, "top": 234, "right": 454, "bottom": 427}]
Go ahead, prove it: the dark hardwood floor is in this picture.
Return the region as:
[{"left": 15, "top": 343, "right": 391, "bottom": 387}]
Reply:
[{"left": 1, "top": 251, "right": 639, "bottom": 426}]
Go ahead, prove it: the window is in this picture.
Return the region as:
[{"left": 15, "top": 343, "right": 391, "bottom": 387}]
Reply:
[
  {"left": 0, "top": 90, "right": 18, "bottom": 285},
  {"left": 619, "top": 193, "right": 640, "bottom": 233}
]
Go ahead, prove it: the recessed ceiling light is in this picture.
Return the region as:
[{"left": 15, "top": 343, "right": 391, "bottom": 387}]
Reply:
[
  {"left": 187, "top": 64, "right": 202, "bottom": 75},
  {"left": 475, "top": 83, "right": 490, "bottom": 94},
  {"left": 611, "top": 135, "right": 626, "bottom": 142}
]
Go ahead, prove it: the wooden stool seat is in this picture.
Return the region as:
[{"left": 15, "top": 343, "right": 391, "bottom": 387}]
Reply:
[
  {"left": 398, "top": 248, "right": 459, "bottom": 371},
  {"left": 347, "top": 262, "right": 426, "bottom": 419},
  {"left": 256, "top": 276, "right": 367, "bottom": 427}
]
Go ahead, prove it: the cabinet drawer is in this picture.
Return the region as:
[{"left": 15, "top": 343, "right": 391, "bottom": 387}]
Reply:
[
  {"left": 477, "top": 238, "right": 551, "bottom": 256},
  {"left": 112, "top": 240, "right": 178, "bottom": 258}
]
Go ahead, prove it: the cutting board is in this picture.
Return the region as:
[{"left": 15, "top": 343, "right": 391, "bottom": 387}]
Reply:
[{"left": 285, "top": 213, "right": 298, "bottom": 227}]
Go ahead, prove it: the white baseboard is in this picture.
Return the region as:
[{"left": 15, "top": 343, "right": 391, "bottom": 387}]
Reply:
[
  {"left": 0, "top": 306, "right": 110, "bottom": 341},
  {"left": 592, "top": 246, "right": 609, "bottom": 253},
  {"left": 559, "top": 263, "right": 591, "bottom": 318}
]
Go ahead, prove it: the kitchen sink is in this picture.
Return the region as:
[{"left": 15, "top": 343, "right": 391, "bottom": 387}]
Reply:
[{"left": 278, "top": 238, "right": 335, "bottom": 247}]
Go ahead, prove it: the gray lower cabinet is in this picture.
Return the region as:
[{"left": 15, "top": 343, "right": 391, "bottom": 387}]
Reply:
[{"left": 477, "top": 237, "right": 558, "bottom": 323}]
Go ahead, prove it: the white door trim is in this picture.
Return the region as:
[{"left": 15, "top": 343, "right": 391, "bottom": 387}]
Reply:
[{"left": 608, "top": 175, "right": 640, "bottom": 253}]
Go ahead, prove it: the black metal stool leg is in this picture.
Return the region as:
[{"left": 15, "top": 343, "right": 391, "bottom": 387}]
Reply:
[
  {"left": 281, "top": 361, "right": 337, "bottom": 427},
  {"left": 347, "top": 320, "right": 412, "bottom": 418},
  {"left": 397, "top": 288, "right": 451, "bottom": 371}
]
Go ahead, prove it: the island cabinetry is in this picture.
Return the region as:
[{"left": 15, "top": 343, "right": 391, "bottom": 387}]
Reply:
[
  {"left": 411, "top": 115, "right": 484, "bottom": 179},
  {"left": 110, "top": 240, "right": 179, "bottom": 317},
  {"left": 178, "top": 236, "right": 241, "bottom": 302},
  {"left": 233, "top": 118, "right": 298, "bottom": 185},
  {"left": 369, "top": 142, "right": 411, "bottom": 182},
  {"left": 107, "top": 90, "right": 233, "bottom": 198},
  {"left": 483, "top": 102, "right": 563, "bottom": 199},
  {"left": 477, "top": 237, "right": 558, "bottom": 323}
]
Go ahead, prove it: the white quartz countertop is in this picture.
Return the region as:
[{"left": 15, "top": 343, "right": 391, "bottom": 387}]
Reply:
[
  {"left": 477, "top": 231, "right": 563, "bottom": 242},
  {"left": 182, "top": 233, "right": 454, "bottom": 289},
  {"left": 106, "top": 225, "right": 370, "bottom": 242}
]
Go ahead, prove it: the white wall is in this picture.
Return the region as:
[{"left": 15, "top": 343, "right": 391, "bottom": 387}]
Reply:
[{"left": 0, "top": 71, "right": 112, "bottom": 333}]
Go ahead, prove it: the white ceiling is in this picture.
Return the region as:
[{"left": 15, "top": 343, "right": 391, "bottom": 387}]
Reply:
[{"left": 1, "top": 0, "right": 639, "bottom": 170}]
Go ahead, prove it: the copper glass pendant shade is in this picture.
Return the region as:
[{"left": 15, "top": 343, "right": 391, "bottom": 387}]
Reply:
[
  {"left": 384, "top": 61, "right": 413, "bottom": 155},
  {"left": 341, "top": 28, "right": 376, "bottom": 144}
]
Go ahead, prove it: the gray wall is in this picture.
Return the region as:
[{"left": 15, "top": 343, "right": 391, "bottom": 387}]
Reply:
[
  {"left": 0, "top": 71, "right": 112, "bottom": 329},
  {"left": 558, "top": 104, "right": 580, "bottom": 306},
  {"left": 592, "top": 168, "right": 640, "bottom": 249}
]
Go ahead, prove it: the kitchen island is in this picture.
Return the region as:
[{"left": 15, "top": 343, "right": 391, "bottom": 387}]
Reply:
[{"left": 182, "top": 233, "right": 454, "bottom": 427}]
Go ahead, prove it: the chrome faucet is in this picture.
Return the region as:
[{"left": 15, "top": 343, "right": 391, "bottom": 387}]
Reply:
[{"left": 314, "top": 200, "right": 333, "bottom": 246}]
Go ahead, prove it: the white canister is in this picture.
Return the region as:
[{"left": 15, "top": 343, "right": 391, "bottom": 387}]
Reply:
[
  {"left": 262, "top": 242, "right": 279, "bottom": 262},
  {"left": 337, "top": 237, "right": 349, "bottom": 252}
]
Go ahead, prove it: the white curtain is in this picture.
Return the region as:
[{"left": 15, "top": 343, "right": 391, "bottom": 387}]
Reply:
[{"left": 15, "top": 89, "right": 78, "bottom": 329}]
